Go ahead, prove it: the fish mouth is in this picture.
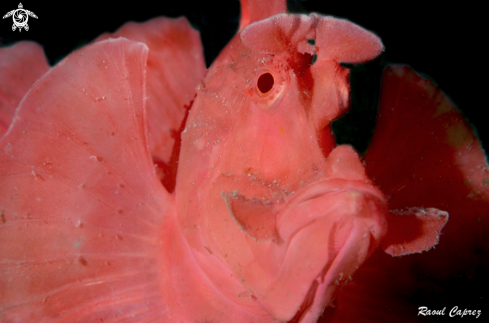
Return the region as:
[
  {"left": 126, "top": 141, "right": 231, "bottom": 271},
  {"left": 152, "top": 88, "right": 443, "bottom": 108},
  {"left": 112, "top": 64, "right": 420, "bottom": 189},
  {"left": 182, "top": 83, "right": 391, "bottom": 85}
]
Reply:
[
  {"left": 219, "top": 174, "right": 358, "bottom": 243},
  {"left": 219, "top": 176, "right": 388, "bottom": 322},
  {"left": 219, "top": 170, "right": 324, "bottom": 243}
]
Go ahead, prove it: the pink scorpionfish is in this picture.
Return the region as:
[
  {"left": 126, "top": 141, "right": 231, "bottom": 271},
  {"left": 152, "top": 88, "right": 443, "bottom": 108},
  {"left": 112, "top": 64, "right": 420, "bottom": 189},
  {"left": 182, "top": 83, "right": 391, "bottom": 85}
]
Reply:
[{"left": 1, "top": 0, "right": 488, "bottom": 322}]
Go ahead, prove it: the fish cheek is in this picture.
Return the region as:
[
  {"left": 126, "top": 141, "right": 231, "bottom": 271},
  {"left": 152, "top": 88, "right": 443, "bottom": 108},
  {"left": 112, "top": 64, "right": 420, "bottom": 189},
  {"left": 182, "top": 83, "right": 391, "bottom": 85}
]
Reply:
[
  {"left": 202, "top": 186, "right": 263, "bottom": 279},
  {"left": 175, "top": 96, "right": 237, "bottom": 245}
]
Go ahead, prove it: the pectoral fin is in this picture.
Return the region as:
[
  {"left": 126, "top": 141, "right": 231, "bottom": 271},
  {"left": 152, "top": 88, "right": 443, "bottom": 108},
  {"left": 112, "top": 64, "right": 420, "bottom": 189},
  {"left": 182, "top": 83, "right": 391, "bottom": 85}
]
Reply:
[
  {"left": 381, "top": 208, "right": 449, "bottom": 256},
  {"left": 0, "top": 42, "right": 49, "bottom": 136},
  {"left": 96, "top": 17, "right": 206, "bottom": 168},
  {"left": 0, "top": 39, "right": 171, "bottom": 321}
]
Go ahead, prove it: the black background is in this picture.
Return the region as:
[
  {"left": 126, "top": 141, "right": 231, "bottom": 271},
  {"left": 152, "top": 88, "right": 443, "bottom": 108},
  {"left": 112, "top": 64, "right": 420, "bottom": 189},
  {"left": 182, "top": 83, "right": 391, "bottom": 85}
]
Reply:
[
  {"left": 0, "top": 1, "right": 487, "bottom": 321},
  {"left": 1, "top": 0, "right": 486, "bottom": 152}
]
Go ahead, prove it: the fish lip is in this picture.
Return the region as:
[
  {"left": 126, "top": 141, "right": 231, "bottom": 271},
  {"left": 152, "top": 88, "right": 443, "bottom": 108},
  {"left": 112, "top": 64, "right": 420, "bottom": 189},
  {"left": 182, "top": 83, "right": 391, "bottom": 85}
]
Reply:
[
  {"left": 218, "top": 174, "right": 337, "bottom": 241},
  {"left": 275, "top": 176, "right": 386, "bottom": 230},
  {"left": 218, "top": 171, "right": 325, "bottom": 242},
  {"left": 217, "top": 175, "right": 387, "bottom": 319},
  {"left": 272, "top": 179, "right": 387, "bottom": 321},
  {"left": 219, "top": 169, "right": 385, "bottom": 244}
]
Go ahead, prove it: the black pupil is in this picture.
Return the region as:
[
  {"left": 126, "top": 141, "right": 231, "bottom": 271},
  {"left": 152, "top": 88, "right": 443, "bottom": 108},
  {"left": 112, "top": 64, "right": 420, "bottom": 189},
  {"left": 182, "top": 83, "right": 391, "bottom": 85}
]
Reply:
[{"left": 257, "top": 73, "right": 274, "bottom": 93}]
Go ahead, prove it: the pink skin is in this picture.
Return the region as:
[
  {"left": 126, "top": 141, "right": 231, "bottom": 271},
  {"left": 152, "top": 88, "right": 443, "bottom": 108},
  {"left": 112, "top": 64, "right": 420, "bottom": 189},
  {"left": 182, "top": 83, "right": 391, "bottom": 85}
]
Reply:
[
  {"left": 174, "top": 13, "right": 390, "bottom": 321},
  {"left": 0, "top": 13, "right": 390, "bottom": 322},
  {"left": 95, "top": 17, "right": 207, "bottom": 166},
  {"left": 0, "top": 42, "right": 49, "bottom": 136},
  {"left": 2, "top": 0, "right": 485, "bottom": 322}
]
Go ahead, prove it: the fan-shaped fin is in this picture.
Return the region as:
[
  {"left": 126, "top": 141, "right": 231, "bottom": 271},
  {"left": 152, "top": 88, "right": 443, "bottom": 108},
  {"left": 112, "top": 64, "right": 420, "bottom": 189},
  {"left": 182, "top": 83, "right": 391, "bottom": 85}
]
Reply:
[
  {"left": 95, "top": 17, "right": 206, "bottom": 166},
  {"left": 0, "top": 42, "right": 49, "bottom": 136},
  {"left": 0, "top": 39, "right": 171, "bottom": 321},
  {"left": 365, "top": 65, "right": 489, "bottom": 268},
  {"left": 238, "top": 0, "right": 287, "bottom": 31},
  {"left": 381, "top": 207, "right": 448, "bottom": 256}
]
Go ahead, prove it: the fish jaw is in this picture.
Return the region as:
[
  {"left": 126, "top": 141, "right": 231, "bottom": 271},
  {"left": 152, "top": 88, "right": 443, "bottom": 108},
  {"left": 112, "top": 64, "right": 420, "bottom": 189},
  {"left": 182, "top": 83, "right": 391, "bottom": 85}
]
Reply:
[{"left": 177, "top": 131, "right": 388, "bottom": 320}]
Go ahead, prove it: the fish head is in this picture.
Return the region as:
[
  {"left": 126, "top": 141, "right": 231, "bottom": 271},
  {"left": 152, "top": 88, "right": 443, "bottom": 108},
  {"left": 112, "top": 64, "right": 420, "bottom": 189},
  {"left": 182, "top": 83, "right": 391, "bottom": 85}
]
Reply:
[
  {"left": 178, "top": 12, "right": 384, "bottom": 199},
  {"left": 176, "top": 13, "right": 387, "bottom": 320}
]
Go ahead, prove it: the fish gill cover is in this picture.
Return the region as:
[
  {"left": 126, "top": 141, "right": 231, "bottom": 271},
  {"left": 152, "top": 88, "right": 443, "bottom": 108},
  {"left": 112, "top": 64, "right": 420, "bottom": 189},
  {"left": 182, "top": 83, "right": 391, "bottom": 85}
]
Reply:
[{"left": 0, "top": 0, "right": 487, "bottom": 322}]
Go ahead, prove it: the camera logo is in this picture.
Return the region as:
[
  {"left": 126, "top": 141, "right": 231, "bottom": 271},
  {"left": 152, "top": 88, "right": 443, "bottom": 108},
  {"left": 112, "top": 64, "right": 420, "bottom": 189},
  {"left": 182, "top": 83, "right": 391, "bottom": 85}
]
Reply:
[{"left": 3, "top": 3, "right": 38, "bottom": 32}]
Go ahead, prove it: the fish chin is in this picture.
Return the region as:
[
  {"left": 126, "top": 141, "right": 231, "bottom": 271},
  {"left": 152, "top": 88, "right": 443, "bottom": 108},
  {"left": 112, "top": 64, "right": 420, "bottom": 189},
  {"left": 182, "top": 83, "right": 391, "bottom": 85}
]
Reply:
[{"left": 197, "top": 146, "right": 388, "bottom": 321}]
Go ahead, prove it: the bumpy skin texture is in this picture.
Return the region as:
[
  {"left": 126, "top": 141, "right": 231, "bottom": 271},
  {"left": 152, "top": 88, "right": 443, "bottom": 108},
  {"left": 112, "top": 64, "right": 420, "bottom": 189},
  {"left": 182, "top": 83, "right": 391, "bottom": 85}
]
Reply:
[
  {"left": 1, "top": 0, "right": 486, "bottom": 322},
  {"left": 0, "top": 12, "right": 389, "bottom": 323},
  {"left": 175, "top": 12, "right": 391, "bottom": 321},
  {"left": 95, "top": 17, "right": 206, "bottom": 165},
  {"left": 0, "top": 39, "right": 173, "bottom": 322}
]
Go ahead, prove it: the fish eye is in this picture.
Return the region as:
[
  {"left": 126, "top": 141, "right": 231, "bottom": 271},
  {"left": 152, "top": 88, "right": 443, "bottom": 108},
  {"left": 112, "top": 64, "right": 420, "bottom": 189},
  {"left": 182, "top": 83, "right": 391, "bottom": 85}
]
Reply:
[
  {"left": 252, "top": 68, "right": 286, "bottom": 114},
  {"left": 257, "top": 72, "right": 274, "bottom": 94}
]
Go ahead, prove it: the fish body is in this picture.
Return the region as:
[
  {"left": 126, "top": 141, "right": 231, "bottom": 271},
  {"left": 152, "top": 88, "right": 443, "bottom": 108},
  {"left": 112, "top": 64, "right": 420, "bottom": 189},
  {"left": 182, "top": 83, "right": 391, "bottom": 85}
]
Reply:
[{"left": 0, "top": 0, "right": 487, "bottom": 322}]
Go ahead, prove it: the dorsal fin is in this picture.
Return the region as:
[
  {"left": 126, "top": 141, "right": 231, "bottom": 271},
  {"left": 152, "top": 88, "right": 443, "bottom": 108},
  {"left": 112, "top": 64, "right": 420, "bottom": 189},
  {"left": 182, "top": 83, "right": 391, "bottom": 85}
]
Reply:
[{"left": 239, "top": 0, "right": 287, "bottom": 31}]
